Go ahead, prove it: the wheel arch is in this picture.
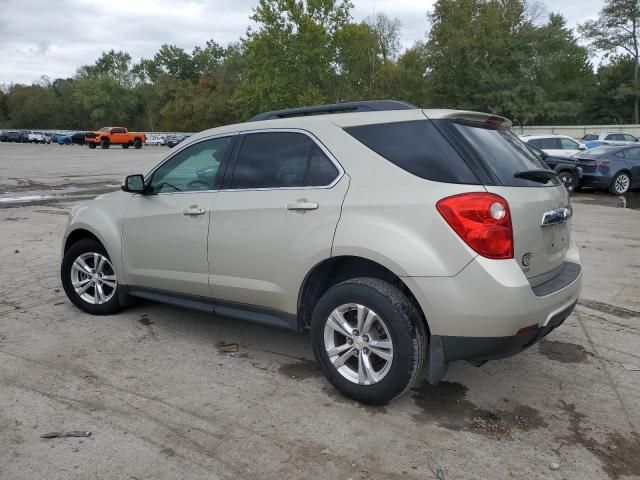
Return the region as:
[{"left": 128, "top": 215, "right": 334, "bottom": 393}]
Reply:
[{"left": 297, "top": 255, "right": 430, "bottom": 335}]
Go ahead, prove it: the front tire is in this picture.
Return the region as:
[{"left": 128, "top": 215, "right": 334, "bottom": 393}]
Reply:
[
  {"left": 61, "top": 239, "right": 124, "bottom": 315},
  {"left": 311, "top": 278, "right": 427, "bottom": 405},
  {"left": 610, "top": 171, "right": 631, "bottom": 194},
  {"left": 88, "top": 143, "right": 97, "bottom": 149},
  {"left": 133, "top": 138, "right": 142, "bottom": 149}
]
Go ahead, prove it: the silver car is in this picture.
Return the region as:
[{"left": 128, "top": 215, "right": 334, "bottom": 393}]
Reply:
[{"left": 61, "top": 101, "right": 582, "bottom": 404}]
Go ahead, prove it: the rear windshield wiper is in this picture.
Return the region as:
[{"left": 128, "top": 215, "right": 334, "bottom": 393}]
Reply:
[{"left": 514, "top": 169, "right": 557, "bottom": 183}]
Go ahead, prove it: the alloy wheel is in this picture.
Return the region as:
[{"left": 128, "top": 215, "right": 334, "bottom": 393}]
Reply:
[
  {"left": 70, "top": 252, "right": 117, "bottom": 304},
  {"left": 324, "top": 303, "right": 394, "bottom": 385},
  {"left": 614, "top": 174, "right": 630, "bottom": 194}
]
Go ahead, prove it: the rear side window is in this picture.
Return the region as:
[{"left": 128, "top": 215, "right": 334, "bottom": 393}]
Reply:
[
  {"left": 582, "top": 134, "right": 597, "bottom": 141},
  {"left": 344, "top": 120, "right": 479, "bottom": 184},
  {"left": 229, "top": 132, "right": 340, "bottom": 189},
  {"left": 528, "top": 138, "right": 558, "bottom": 149},
  {"left": 452, "top": 123, "right": 559, "bottom": 187},
  {"left": 306, "top": 145, "right": 339, "bottom": 186}
]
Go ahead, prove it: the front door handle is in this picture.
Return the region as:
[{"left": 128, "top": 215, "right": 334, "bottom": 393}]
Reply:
[
  {"left": 183, "top": 205, "right": 206, "bottom": 216},
  {"left": 286, "top": 200, "right": 319, "bottom": 211}
]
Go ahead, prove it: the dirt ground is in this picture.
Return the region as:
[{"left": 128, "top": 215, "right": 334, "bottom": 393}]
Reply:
[{"left": 1, "top": 143, "right": 639, "bottom": 480}]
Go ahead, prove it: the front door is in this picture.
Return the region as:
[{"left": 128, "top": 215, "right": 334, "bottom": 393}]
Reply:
[
  {"left": 209, "top": 131, "right": 348, "bottom": 314},
  {"left": 121, "top": 136, "right": 234, "bottom": 296}
]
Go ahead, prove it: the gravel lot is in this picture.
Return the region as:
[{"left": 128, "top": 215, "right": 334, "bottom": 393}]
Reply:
[{"left": 1, "top": 143, "right": 639, "bottom": 480}]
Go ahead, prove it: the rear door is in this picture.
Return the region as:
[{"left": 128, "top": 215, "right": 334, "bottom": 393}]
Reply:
[
  {"left": 449, "top": 122, "right": 572, "bottom": 282},
  {"left": 208, "top": 130, "right": 348, "bottom": 314}
]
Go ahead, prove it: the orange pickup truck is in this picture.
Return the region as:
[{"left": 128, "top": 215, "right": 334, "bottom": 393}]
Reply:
[{"left": 85, "top": 127, "right": 146, "bottom": 149}]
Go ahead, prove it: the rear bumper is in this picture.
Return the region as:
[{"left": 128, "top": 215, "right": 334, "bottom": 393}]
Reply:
[{"left": 402, "top": 240, "right": 582, "bottom": 382}]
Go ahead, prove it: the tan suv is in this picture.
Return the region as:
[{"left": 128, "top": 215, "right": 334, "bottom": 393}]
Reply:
[{"left": 61, "top": 101, "right": 582, "bottom": 404}]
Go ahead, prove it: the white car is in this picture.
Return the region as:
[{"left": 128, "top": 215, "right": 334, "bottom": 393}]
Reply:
[
  {"left": 520, "top": 135, "right": 586, "bottom": 158},
  {"left": 581, "top": 132, "right": 640, "bottom": 148},
  {"left": 28, "top": 131, "right": 50, "bottom": 144},
  {"left": 146, "top": 135, "right": 167, "bottom": 146}
]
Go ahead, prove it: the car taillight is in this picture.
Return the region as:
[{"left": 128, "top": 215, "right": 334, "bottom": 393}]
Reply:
[{"left": 436, "top": 193, "right": 514, "bottom": 259}]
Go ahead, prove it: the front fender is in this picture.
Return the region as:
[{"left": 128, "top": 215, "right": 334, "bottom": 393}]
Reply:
[{"left": 63, "top": 190, "right": 131, "bottom": 283}]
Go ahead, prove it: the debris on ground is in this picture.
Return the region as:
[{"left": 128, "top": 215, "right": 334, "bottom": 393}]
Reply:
[
  {"left": 549, "top": 462, "right": 560, "bottom": 470},
  {"left": 41, "top": 431, "right": 91, "bottom": 439},
  {"left": 222, "top": 343, "right": 238, "bottom": 353}
]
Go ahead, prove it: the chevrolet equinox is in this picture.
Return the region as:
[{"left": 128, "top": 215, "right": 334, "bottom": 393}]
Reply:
[{"left": 61, "top": 101, "right": 582, "bottom": 404}]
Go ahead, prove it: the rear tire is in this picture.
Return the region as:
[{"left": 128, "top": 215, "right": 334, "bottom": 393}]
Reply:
[
  {"left": 88, "top": 143, "right": 97, "bottom": 149},
  {"left": 133, "top": 138, "right": 142, "bottom": 149},
  {"left": 610, "top": 171, "right": 631, "bottom": 194},
  {"left": 61, "top": 239, "right": 125, "bottom": 315},
  {"left": 311, "top": 278, "right": 428, "bottom": 405}
]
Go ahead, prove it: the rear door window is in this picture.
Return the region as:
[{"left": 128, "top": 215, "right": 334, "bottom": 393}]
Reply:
[
  {"left": 451, "top": 122, "right": 559, "bottom": 187},
  {"left": 344, "top": 120, "right": 479, "bottom": 184},
  {"left": 528, "top": 138, "right": 558, "bottom": 149}
]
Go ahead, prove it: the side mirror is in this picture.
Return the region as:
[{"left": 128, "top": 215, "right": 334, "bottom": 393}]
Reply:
[
  {"left": 122, "top": 174, "right": 146, "bottom": 193},
  {"left": 578, "top": 144, "right": 587, "bottom": 150}
]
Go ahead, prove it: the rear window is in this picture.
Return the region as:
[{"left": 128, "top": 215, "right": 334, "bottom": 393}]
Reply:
[
  {"left": 343, "top": 120, "right": 480, "bottom": 184},
  {"left": 452, "top": 122, "right": 559, "bottom": 187}
]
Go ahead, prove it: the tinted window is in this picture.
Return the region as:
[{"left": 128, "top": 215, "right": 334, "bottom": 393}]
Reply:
[
  {"left": 231, "top": 132, "right": 313, "bottom": 189},
  {"left": 150, "top": 136, "right": 232, "bottom": 193},
  {"left": 582, "top": 134, "right": 597, "bottom": 141},
  {"left": 606, "top": 134, "right": 624, "bottom": 141},
  {"left": 622, "top": 147, "right": 640, "bottom": 160},
  {"left": 344, "top": 120, "right": 479, "bottom": 184},
  {"left": 623, "top": 134, "right": 638, "bottom": 142},
  {"left": 452, "top": 122, "right": 559, "bottom": 187},
  {"left": 528, "top": 138, "right": 558, "bottom": 149},
  {"left": 559, "top": 138, "right": 579, "bottom": 149},
  {"left": 306, "top": 145, "right": 339, "bottom": 186}
]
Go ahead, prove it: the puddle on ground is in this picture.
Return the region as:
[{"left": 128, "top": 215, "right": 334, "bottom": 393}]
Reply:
[
  {"left": 538, "top": 339, "right": 592, "bottom": 363},
  {"left": 571, "top": 191, "right": 640, "bottom": 210},
  {"left": 411, "top": 381, "right": 546, "bottom": 439},
  {"left": 579, "top": 299, "right": 640, "bottom": 319},
  {"left": 0, "top": 184, "right": 119, "bottom": 208},
  {"left": 558, "top": 401, "right": 640, "bottom": 479}
]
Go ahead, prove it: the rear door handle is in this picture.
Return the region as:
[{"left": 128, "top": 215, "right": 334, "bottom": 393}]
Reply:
[
  {"left": 286, "top": 200, "right": 319, "bottom": 211},
  {"left": 183, "top": 205, "right": 206, "bottom": 216}
]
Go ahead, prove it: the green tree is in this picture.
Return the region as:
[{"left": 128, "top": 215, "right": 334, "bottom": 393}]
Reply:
[
  {"left": 231, "top": 0, "right": 352, "bottom": 119},
  {"left": 579, "top": 0, "right": 640, "bottom": 122}
]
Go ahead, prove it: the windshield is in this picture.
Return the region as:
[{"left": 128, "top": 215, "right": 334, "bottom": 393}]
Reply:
[{"left": 99, "top": 127, "right": 110, "bottom": 132}]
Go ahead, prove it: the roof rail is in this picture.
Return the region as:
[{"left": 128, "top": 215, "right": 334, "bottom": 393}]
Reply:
[{"left": 248, "top": 100, "right": 418, "bottom": 122}]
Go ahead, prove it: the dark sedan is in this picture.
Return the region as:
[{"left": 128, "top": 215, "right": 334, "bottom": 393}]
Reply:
[
  {"left": 573, "top": 145, "right": 640, "bottom": 194},
  {"left": 526, "top": 144, "right": 583, "bottom": 193}
]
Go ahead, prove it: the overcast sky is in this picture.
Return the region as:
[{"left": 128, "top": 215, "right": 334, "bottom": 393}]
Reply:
[{"left": 0, "top": 0, "right": 605, "bottom": 85}]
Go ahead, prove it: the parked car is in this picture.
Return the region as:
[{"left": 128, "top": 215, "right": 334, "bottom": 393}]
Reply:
[
  {"left": 61, "top": 101, "right": 581, "bottom": 405},
  {"left": 56, "top": 132, "right": 86, "bottom": 145},
  {"left": 28, "top": 131, "right": 50, "bottom": 143},
  {"left": 519, "top": 134, "right": 586, "bottom": 158},
  {"left": 581, "top": 132, "right": 639, "bottom": 149},
  {"left": 167, "top": 134, "right": 191, "bottom": 148},
  {"left": 84, "top": 127, "right": 146, "bottom": 149},
  {"left": 1, "top": 131, "right": 19, "bottom": 142},
  {"left": 146, "top": 135, "right": 167, "bottom": 146},
  {"left": 526, "top": 144, "right": 582, "bottom": 193},
  {"left": 573, "top": 145, "right": 640, "bottom": 194}
]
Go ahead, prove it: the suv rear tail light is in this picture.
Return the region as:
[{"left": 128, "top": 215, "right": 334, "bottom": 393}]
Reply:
[{"left": 436, "top": 193, "right": 514, "bottom": 259}]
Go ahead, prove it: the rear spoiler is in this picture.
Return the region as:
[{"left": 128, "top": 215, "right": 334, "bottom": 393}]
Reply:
[{"left": 425, "top": 110, "right": 513, "bottom": 129}]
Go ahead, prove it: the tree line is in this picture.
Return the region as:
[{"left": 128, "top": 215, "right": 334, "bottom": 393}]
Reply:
[{"left": 0, "top": 0, "right": 639, "bottom": 132}]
